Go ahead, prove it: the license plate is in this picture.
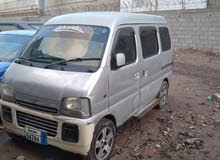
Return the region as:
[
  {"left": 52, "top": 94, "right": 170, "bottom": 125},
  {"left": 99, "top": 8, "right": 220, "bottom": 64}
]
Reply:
[{"left": 24, "top": 126, "right": 47, "bottom": 145}]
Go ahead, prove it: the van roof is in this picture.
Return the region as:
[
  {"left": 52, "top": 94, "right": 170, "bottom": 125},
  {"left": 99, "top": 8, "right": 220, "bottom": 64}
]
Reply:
[{"left": 45, "top": 12, "right": 167, "bottom": 28}]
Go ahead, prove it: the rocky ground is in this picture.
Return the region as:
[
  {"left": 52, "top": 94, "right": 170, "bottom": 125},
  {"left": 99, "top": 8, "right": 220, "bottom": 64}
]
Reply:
[{"left": 0, "top": 49, "right": 220, "bottom": 160}]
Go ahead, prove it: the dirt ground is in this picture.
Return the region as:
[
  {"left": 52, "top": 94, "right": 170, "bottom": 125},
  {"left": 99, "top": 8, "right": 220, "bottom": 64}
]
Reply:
[{"left": 0, "top": 49, "right": 220, "bottom": 160}]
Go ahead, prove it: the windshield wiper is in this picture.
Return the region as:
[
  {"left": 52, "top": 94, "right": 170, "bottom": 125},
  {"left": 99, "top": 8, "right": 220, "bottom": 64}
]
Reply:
[
  {"left": 15, "top": 58, "right": 33, "bottom": 66},
  {"left": 44, "top": 58, "right": 101, "bottom": 68},
  {"left": 17, "top": 55, "right": 65, "bottom": 64},
  {"left": 28, "top": 55, "right": 65, "bottom": 61}
]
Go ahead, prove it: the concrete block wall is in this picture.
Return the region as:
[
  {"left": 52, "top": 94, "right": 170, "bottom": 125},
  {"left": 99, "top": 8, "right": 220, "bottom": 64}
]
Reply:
[
  {"left": 40, "top": 0, "right": 120, "bottom": 20},
  {"left": 208, "top": 0, "right": 220, "bottom": 9},
  {"left": 0, "top": 0, "right": 120, "bottom": 20},
  {"left": 43, "top": 0, "right": 120, "bottom": 15},
  {"left": 0, "top": 0, "right": 36, "bottom": 10},
  {"left": 150, "top": 10, "right": 220, "bottom": 51},
  {"left": 0, "top": 0, "right": 219, "bottom": 51}
]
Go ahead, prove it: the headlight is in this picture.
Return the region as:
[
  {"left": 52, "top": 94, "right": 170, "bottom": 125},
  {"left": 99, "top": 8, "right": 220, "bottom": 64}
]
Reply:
[
  {"left": 61, "top": 97, "right": 91, "bottom": 118},
  {"left": 0, "top": 84, "right": 15, "bottom": 102}
]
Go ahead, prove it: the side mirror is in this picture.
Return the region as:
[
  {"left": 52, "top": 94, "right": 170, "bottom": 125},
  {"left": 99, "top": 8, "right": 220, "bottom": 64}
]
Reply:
[{"left": 115, "top": 53, "right": 125, "bottom": 67}]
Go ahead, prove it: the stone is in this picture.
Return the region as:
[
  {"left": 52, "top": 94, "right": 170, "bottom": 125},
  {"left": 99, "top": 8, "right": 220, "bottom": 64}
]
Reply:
[
  {"left": 129, "top": 136, "right": 134, "bottom": 140},
  {"left": 189, "top": 126, "right": 195, "bottom": 129},
  {"left": 0, "top": 125, "right": 4, "bottom": 129},
  {"left": 212, "top": 108, "right": 218, "bottom": 112},
  {"left": 16, "top": 156, "right": 25, "bottom": 160},
  {"left": 215, "top": 120, "right": 220, "bottom": 126},
  {"left": 133, "top": 145, "right": 140, "bottom": 152},
  {"left": 156, "top": 144, "right": 161, "bottom": 148},
  {"left": 163, "top": 131, "right": 168, "bottom": 136},
  {"left": 133, "top": 153, "right": 144, "bottom": 159},
  {"left": 185, "top": 138, "right": 199, "bottom": 145},
  {"left": 207, "top": 133, "right": 213, "bottom": 137},
  {"left": 176, "top": 144, "right": 184, "bottom": 150},
  {"left": 184, "top": 138, "right": 204, "bottom": 149},
  {"left": 116, "top": 148, "right": 123, "bottom": 155},
  {"left": 213, "top": 93, "right": 220, "bottom": 103},
  {"left": 187, "top": 132, "right": 194, "bottom": 137}
]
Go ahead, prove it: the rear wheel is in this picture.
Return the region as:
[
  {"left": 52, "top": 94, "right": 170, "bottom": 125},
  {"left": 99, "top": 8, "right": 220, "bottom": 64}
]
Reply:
[
  {"left": 87, "top": 118, "right": 116, "bottom": 160},
  {"left": 157, "top": 81, "right": 169, "bottom": 109}
]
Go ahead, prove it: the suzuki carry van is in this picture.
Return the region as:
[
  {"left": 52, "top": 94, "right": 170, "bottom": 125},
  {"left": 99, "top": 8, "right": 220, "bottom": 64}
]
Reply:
[{"left": 0, "top": 12, "right": 173, "bottom": 160}]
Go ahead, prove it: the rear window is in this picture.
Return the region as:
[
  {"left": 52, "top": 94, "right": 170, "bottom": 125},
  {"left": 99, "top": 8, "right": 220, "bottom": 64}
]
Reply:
[
  {"left": 0, "top": 34, "right": 32, "bottom": 61},
  {"left": 159, "top": 27, "right": 171, "bottom": 52},
  {"left": 140, "top": 27, "right": 159, "bottom": 59},
  {"left": 0, "top": 24, "right": 21, "bottom": 32}
]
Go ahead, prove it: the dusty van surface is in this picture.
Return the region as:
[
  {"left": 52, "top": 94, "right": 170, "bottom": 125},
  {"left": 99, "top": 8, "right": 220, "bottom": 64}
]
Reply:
[{"left": 0, "top": 12, "right": 173, "bottom": 160}]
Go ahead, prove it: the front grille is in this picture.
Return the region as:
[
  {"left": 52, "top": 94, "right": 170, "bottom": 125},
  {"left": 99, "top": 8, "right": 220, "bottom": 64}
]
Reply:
[
  {"left": 16, "top": 99, "right": 58, "bottom": 114},
  {"left": 16, "top": 111, "right": 58, "bottom": 137}
]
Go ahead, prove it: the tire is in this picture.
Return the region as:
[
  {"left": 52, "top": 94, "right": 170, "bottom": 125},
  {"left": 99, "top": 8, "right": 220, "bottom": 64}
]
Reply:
[
  {"left": 6, "top": 132, "right": 24, "bottom": 142},
  {"left": 87, "top": 118, "right": 116, "bottom": 160},
  {"left": 157, "top": 81, "right": 169, "bottom": 109}
]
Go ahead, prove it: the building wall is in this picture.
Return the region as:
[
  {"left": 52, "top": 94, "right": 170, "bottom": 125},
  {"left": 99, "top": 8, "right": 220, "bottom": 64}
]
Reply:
[
  {"left": 207, "top": 0, "right": 220, "bottom": 9},
  {"left": 0, "top": 0, "right": 36, "bottom": 10},
  {"left": 120, "top": 0, "right": 208, "bottom": 12},
  {"left": 0, "top": 0, "right": 120, "bottom": 18},
  {"left": 0, "top": 0, "right": 38, "bottom": 16},
  {"left": 152, "top": 10, "right": 220, "bottom": 51},
  {"left": 0, "top": 0, "right": 219, "bottom": 51}
]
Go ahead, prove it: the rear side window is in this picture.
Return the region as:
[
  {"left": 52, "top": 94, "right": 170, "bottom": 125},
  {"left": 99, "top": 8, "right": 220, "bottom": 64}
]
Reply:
[
  {"left": 159, "top": 27, "right": 171, "bottom": 52},
  {"left": 0, "top": 24, "right": 21, "bottom": 31},
  {"left": 112, "top": 28, "right": 136, "bottom": 67},
  {"left": 140, "top": 27, "right": 159, "bottom": 59},
  {"left": 28, "top": 24, "right": 42, "bottom": 30}
]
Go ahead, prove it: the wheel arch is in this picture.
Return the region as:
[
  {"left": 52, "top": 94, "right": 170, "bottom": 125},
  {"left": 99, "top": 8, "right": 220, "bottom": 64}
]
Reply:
[
  {"left": 163, "top": 78, "right": 169, "bottom": 87},
  {"left": 102, "top": 114, "right": 117, "bottom": 129},
  {"left": 157, "top": 78, "right": 169, "bottom": 98}
]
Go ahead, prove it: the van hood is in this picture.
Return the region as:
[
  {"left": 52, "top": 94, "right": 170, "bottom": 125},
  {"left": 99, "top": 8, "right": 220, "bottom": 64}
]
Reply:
[
  {"left": 0, "top": 62, "right": 12, "bottom": 80},
  {"left": 3, "top": 63, "right": 93, "bottom": 103}
]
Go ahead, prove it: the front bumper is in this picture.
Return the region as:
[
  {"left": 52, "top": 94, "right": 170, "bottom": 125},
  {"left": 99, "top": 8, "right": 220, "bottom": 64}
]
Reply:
[{"left": 0, "top": 100, "right": 95, "bottom": 156}]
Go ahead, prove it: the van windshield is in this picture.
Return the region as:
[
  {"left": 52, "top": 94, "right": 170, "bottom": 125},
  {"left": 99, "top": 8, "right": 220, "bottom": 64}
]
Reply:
[{"left": 19, "top": 25, "right": 110, "bottom": 72}]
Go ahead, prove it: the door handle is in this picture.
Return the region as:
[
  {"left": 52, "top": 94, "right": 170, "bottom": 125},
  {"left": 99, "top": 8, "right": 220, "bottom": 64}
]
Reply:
[
  {"left": 134, "top": 72, "right": 140, "bottom": 79},
  {"left": 143, "top": 70, "right": 148, "bottom": 78}
]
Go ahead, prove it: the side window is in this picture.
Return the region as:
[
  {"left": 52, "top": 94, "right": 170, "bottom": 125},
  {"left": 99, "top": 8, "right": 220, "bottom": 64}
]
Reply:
[
  {"left": 140, "top": 27, "right": 159, "bottom": 59},
  {"left": 112, "top": 28, "right": 136, "bottom": 69},
  {"left": 159, "top": 27, "right": 171, "bottom": 52},
  {"left": 0, "top": 24, "right": 21, "bottom": 31}
]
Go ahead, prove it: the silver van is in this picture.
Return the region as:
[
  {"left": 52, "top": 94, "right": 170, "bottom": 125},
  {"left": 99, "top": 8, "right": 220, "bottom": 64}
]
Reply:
[{"left": 0, "top": 12, "right": 173, "bottom": 160}]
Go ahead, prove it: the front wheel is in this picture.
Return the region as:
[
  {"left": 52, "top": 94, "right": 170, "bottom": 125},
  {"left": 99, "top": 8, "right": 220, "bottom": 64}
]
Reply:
[{"left": 87, "top": 118, "right": 116, "bottom": 160}]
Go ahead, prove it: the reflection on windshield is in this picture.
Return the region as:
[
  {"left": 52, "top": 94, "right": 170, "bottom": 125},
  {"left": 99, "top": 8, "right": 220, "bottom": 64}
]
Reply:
[
  {"left": 0, "top": 34, "right": 32, "bottom": 61},
  {"left": 20, "top": 25, "right": 110, "bottom": 72}
]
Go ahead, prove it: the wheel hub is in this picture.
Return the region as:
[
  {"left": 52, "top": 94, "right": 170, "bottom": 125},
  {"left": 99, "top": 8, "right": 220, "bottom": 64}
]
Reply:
[{"left": 95, "top": 127, "right": 114, "bottom": 160}]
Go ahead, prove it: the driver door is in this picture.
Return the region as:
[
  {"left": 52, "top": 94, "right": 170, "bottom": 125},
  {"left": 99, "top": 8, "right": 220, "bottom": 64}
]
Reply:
[{"left": 109, "top": 27, "right": 140, "bottom": 125}]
